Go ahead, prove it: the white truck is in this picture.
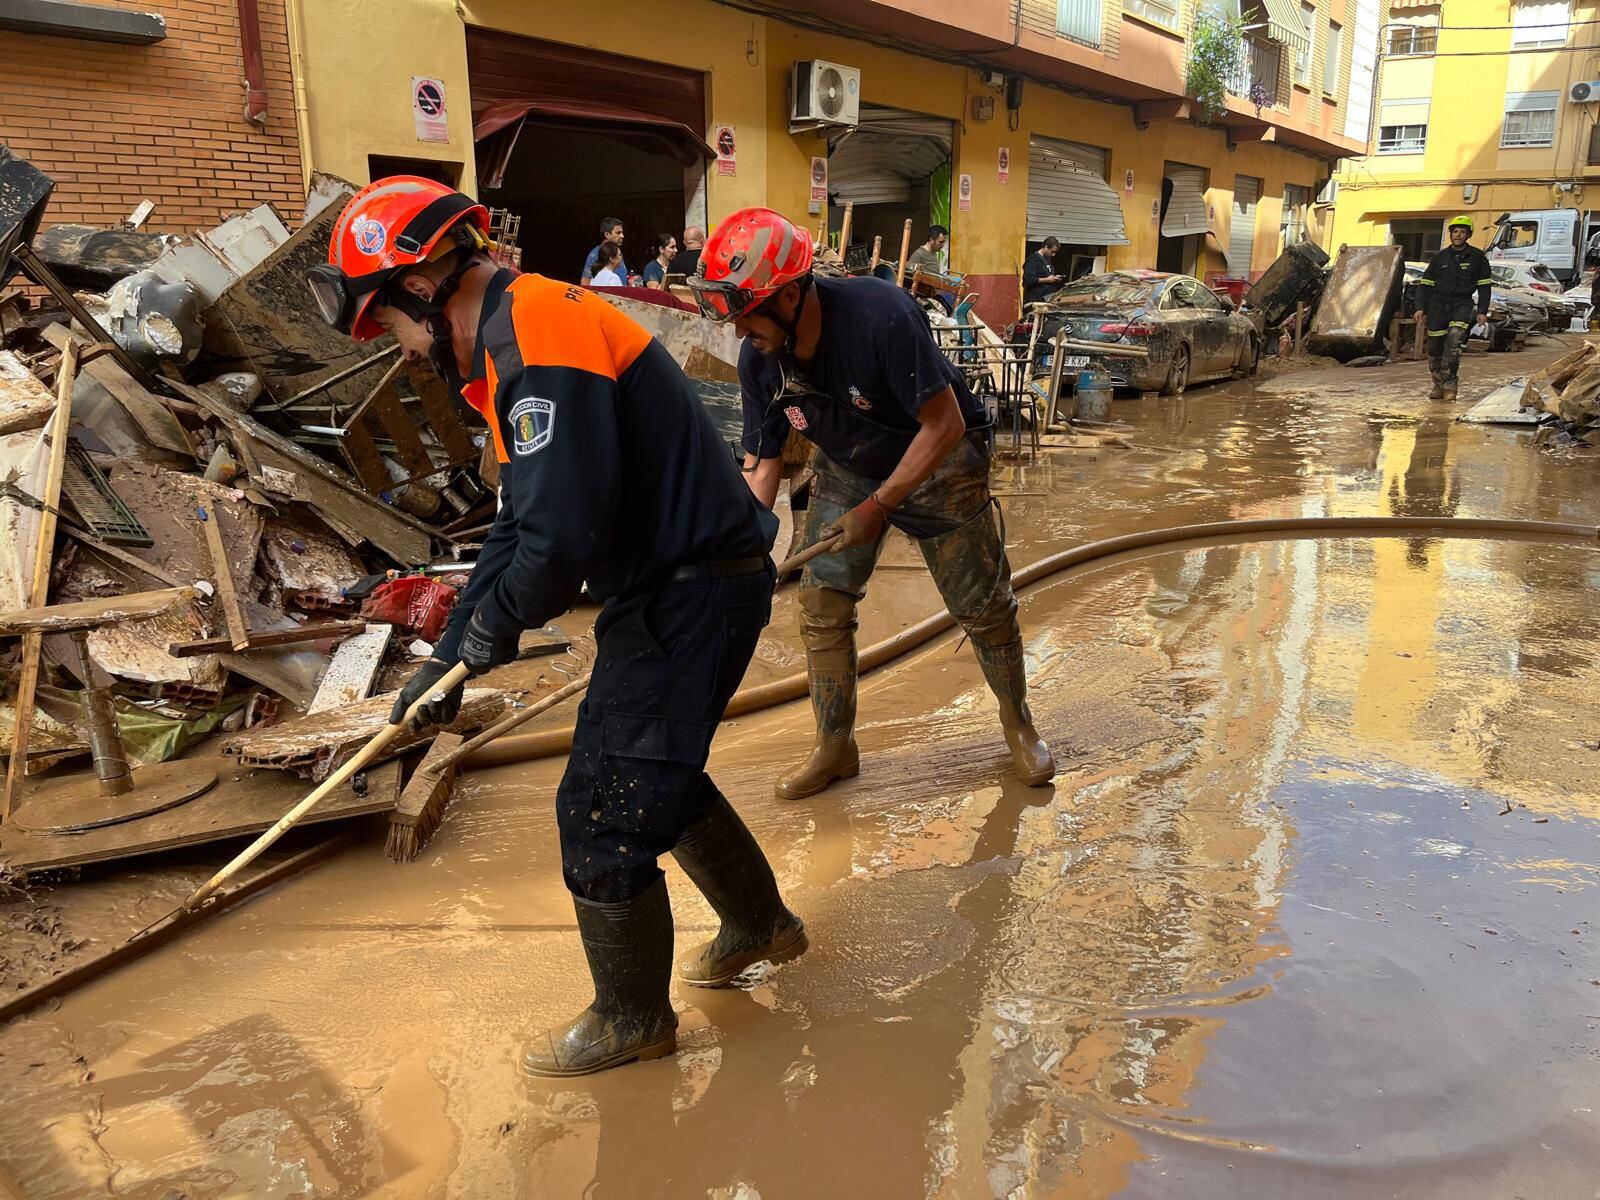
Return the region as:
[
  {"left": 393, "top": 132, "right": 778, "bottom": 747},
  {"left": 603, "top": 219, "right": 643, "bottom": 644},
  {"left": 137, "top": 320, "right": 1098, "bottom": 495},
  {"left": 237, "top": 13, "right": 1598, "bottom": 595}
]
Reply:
[{"left": 1484, "top": 208, "right": 1598, "bottom": 285}]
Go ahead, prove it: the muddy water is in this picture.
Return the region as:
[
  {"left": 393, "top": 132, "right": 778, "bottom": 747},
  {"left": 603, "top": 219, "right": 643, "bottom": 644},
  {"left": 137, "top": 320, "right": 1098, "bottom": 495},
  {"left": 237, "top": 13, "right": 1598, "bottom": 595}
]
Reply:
[{"left": 4, "top": 351, "right": 1600, "bottom": 1197}]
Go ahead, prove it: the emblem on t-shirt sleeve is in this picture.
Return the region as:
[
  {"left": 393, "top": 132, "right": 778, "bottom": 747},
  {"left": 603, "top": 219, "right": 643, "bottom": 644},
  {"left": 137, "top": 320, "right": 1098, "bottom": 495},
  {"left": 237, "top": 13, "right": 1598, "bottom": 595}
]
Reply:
[
  {"left": 848, "top": 385, "right": 872, "bottom": 411},
  {"left": 508, "top": 396, "right": 555, "bottom": 456},
  {"left": 784, "top": 405, "right": 808, "bottom": 431}
]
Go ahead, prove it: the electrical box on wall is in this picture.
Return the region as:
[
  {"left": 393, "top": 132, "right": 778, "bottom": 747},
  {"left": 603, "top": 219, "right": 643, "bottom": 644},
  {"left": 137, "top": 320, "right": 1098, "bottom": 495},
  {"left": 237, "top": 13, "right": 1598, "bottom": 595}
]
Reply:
[{"left": 971, "top": 95, "right": 995, "bottom": 122}]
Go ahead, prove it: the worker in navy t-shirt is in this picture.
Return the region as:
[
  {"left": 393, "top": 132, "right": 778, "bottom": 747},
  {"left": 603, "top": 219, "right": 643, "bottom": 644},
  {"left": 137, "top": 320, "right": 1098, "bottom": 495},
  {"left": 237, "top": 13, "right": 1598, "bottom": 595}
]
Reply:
[{"left": 691, "top": 207, "right": 1055, "bottom": 800}]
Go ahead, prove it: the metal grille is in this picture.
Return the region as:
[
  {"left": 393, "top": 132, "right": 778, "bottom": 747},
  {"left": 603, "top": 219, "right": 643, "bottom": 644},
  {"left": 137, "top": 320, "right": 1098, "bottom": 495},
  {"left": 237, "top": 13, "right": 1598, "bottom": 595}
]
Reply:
[{"left": 61, "top": 441, "right": 152, "bottom": 546}]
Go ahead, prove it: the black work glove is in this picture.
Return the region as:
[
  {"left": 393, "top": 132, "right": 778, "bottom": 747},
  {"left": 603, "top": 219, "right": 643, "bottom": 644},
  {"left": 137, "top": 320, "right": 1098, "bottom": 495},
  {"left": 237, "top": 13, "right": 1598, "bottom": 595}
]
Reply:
[
  {"left": 390, "top": 658, "right": 462, "bottom": 731},
  {"left": 458, "top": 609, "right": 520, "bottom": 676}
]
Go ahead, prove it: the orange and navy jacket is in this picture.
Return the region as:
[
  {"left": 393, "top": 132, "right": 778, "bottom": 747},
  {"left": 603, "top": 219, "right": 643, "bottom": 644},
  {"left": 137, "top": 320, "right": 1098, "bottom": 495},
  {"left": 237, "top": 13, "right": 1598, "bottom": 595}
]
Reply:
[{"left": 434, "top": 272, "right": 777, "bottom": 661}]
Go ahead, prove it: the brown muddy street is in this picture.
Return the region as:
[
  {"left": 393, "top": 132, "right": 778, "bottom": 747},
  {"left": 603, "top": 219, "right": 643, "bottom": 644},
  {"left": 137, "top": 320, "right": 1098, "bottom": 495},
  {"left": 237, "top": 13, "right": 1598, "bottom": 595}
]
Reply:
[{"left": 4, "top": 347, "right": 1600, "bottom": 1198}]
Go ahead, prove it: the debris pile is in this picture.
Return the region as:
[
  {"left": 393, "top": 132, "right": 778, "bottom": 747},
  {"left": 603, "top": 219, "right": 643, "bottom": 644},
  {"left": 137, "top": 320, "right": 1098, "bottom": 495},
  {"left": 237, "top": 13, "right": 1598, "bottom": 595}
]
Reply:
[
  {"left": 1521, "top": 342, "right": 1600, "bottom": 446},
  {"left": 0, "top": 146, "right": 531, "bottom": 870}
]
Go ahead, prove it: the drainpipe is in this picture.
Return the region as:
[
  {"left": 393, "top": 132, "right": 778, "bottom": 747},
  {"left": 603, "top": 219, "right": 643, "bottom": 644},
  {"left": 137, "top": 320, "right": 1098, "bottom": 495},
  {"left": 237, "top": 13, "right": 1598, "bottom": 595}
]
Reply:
[
  {"left": 282, "top": 0, "right": 315, "bottom": 190},
  {"left": 236, "top": 0, "right": 269, "bottom": 126}
]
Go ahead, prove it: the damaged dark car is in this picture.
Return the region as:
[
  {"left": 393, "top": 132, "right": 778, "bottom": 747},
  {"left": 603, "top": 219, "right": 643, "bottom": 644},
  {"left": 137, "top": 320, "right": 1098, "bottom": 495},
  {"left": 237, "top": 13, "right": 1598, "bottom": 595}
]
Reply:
[{"left": 1034, "top": 271, "right": 1259, "bottom": 395}]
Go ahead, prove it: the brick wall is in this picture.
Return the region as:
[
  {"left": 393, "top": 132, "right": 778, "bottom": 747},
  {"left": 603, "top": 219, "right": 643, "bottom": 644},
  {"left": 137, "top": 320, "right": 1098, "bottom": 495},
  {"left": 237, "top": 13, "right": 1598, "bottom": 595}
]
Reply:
[{"left": 0, "top": 0, "right": 303, "bottom": 235}]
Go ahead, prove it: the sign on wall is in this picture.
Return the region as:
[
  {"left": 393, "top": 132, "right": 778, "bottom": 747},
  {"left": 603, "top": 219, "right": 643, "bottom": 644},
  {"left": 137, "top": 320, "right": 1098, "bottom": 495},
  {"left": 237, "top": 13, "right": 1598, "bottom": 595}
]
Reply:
[
  {"left": 412, "top": 77, "right": 448, "bottom": 143},
  {"left": 715, "top": 125, "right": 737, "bottom": 177},
  {"left": 958, "top": 173, "right": 973, "bottom": 212},
  {"left": 1124, "top": 168, "right": 1135, "bottom": 195},
  {"left": 809, "top": 156, "right": 828, "bottom": 214},
  {"left": 998, "top": 147, "right": 1010, "bottom": 184}
]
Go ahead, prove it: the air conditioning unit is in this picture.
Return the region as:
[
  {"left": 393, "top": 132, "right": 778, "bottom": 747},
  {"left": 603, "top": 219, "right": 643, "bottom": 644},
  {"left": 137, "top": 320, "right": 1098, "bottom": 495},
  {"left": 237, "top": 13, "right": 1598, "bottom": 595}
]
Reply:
[
  {"left": 791, "top": 59, "right": 860, "bottom": 129},
  {"left": 1568, "top": 80, "right": 1600, "bottom": 103}
]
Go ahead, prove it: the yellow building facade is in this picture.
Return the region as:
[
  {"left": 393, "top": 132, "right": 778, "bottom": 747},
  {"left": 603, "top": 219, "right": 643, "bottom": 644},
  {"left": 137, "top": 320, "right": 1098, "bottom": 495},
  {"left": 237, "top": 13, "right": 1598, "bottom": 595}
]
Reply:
[
  {"left": 1331, "top": 0, "right": 1600, "bottom": 264},
  {"left": 287, "top": 0, "right": 1374, "bottom": 325}
]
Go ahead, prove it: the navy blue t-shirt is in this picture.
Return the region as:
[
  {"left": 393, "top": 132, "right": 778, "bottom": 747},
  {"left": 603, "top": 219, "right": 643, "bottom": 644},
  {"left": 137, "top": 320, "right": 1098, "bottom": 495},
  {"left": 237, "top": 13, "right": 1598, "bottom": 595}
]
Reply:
[{"left": 739, "top": 275, "right": 986, "bottom": 480}]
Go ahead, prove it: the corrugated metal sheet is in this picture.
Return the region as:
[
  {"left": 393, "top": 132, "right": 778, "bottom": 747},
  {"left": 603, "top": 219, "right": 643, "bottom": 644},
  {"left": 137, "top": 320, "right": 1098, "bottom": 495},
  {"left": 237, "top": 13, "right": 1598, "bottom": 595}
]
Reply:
[
  {"left": 1229, "top": 175, "right": 1260, "bottom": 272},
  {"left": 828, "top": 105, "right": 953, "bottom": 207},
  {"left": 1162, "top": 166, "right": 1209, "bottom": 237},
  {"left": 1027, "top": 137, "right": 1128, "bottom": 245}
]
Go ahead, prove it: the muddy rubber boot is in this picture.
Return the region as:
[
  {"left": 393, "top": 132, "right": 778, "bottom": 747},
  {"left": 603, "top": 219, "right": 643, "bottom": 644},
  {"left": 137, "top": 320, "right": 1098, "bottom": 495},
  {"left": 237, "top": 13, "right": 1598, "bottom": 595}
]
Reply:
[
  {"left": 972, "top": 637, "right": 1056, "bottom": 786},
  {"left": 1428, "top": 377, "right": 1445, "bottom": 400},
  {"left": 1442, "top": 382, "right": 1458, "bottom": 402},
  {"left": 521, "top": 877, "right": 678, "bottom": 1078},
  {"left": 778, "top": 587, "right": 861, "bottom": 800},
  {"left": 673, "top": 788, "right": 808, "bottom": 987}
]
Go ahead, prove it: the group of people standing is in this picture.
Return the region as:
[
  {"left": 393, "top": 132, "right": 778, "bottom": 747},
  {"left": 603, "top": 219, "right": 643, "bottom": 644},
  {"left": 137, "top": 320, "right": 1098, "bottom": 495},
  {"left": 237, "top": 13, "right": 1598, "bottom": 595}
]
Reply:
[
  {"left": 579, "top": 215, "right": 706, "bottom": 290},
  {"left": 312, "top": 179, "right": 1055, "bottom": 1083}
]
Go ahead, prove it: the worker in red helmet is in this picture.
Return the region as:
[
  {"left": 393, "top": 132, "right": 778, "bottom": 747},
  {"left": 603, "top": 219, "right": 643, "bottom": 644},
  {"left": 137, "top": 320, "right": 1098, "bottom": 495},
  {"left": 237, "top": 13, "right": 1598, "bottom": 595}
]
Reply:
[
  {"left": 690, "top": 208, "right": 1055, "bottom": 798},
  {"left": 311, "top": 178, "right": 806, "bottom": 1077}
]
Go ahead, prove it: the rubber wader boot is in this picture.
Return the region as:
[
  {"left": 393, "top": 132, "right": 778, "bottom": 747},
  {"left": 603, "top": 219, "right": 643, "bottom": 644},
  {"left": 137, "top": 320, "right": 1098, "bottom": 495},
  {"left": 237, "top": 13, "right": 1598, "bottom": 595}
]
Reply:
[
  {"left": 521, "top": 877, "right": 678, "bottom": 1078},
  {"left": 972, "top": 638, "right": 1056, "bottom": 786},
  {"left": 1443, "top": 382, "right": 1458, "bottom": 401},
  {"left": 673, "top": 789, "right": 808, "bottom": 986},
  {"left": 777, "top": 588, "right": 860, "bottom": 800},
  {"left": 1428, "top": 375, "right": 1445, "bottom": 400}
]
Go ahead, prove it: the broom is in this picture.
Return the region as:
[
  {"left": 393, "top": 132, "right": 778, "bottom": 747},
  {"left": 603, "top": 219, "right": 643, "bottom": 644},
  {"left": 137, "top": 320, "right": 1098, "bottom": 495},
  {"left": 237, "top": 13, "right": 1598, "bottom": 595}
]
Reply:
[{"left": 385, "top": 532, "right": 848, "bottom": 861}]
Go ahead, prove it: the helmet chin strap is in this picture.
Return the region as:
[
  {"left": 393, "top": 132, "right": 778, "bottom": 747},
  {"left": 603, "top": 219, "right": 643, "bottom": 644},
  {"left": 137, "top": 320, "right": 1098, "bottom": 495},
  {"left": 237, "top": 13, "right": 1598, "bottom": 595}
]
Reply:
[
  {"left": 766, "top": 274, "right": 814, "bottom": 351},
  {"left": 386, "top": 247, "right": 478, "bottom": 384}
]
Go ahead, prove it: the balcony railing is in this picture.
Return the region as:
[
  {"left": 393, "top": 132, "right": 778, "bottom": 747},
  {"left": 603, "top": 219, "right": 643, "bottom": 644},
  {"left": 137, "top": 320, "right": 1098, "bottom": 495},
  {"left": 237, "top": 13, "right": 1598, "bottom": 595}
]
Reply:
[{"left": 1227, "top": 34, "right": 1282, "bottom": 108}]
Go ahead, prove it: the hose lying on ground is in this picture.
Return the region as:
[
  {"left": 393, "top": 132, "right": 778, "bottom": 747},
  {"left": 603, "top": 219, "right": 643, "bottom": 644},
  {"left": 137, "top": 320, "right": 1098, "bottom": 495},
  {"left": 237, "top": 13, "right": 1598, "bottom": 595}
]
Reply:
[{"left": 463, "top": 515, "right": 1600, "bottom": 770}]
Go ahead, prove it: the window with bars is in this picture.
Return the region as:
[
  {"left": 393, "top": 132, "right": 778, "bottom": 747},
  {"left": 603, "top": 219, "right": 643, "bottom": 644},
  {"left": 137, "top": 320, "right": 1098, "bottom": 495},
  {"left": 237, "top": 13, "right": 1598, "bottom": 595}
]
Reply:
[
  {"left": 1386, "top": 25, "right": 1438, "bottom": 55},
  {"left": 1501, "top": 92, "right": 1558, "bottom": 148},
  {"left": 1378, "top": 123, "right": 1427, "bottom": 153}
]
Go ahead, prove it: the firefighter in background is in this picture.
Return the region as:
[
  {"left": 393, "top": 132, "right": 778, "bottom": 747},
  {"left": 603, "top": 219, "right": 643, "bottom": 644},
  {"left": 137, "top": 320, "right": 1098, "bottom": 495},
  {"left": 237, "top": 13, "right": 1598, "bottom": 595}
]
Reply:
[{"left": 1413, "top": 215, "right": 1492, "bottom": 401}]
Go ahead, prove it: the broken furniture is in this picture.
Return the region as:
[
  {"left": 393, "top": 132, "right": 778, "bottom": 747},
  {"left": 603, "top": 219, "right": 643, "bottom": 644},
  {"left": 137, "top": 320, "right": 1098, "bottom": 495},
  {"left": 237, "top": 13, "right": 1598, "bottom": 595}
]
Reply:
[
  {"left": 0, "top": 587, "right": 217, "bottom": 831},
  {"left": 1305, "top": 245, "right": 1404, "bottom": 362}
]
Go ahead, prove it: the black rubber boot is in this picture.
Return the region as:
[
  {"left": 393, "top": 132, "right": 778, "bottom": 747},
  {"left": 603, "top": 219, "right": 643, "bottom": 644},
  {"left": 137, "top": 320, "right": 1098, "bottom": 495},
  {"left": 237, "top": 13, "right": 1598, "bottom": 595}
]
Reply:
[
  {"left": 521, "top": 876, "right": 678, "bottom": 1077},
  {"left": 972, "top": 637, "right": 1056, "bottom": 786},
  {"left": 673, "top": 788, "right": 808, "bottom": 987}
]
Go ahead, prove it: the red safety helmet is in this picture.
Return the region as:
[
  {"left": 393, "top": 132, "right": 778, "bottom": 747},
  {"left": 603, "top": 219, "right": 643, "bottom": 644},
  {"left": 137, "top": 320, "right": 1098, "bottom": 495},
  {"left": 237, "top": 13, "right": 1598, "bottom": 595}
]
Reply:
[
  {"left": 689, "top": 207, "right": 814, "bottom": 322},
  {"left": 307, "top": 176, "right": 489, "bottom": 341}
]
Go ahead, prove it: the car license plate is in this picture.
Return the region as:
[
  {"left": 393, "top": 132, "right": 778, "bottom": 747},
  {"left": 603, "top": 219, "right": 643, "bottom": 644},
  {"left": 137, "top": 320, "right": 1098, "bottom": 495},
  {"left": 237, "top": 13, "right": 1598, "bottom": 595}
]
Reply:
[{"left": 1062, "top": 355, "right": 1090, "bottom": 368}]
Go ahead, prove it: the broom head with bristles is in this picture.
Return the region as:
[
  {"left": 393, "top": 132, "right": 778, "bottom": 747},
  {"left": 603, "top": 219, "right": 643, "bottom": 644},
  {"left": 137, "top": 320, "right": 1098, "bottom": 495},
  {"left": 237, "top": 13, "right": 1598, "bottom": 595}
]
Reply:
[{"left": 386, "top": 731, "right": 465, "bottom": 863}]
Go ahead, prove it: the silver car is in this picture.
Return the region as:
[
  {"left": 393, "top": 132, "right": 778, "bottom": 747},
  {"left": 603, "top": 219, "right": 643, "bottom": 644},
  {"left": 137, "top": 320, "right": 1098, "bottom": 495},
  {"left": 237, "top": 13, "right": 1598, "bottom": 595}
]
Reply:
[{"left": 1037, "top": 271, "right": 1259, "bottom": 395}]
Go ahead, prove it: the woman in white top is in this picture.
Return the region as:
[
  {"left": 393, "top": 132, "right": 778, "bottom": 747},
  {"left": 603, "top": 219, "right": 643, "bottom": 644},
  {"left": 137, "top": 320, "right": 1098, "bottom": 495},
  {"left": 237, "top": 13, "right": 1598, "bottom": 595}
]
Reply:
[{"left": 589, "top": 242, "right": 626, "bottom": 287}]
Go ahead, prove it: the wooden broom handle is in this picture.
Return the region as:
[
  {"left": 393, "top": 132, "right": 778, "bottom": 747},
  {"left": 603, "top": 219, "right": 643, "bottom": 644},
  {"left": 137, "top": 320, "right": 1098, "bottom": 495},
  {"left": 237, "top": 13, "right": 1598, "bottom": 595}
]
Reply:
[
  {"left": 895, "top": 219, "right": 914, "bottom": 286},
  {"left": 180, "top": 661, "right": 474, "bottom": 910}
]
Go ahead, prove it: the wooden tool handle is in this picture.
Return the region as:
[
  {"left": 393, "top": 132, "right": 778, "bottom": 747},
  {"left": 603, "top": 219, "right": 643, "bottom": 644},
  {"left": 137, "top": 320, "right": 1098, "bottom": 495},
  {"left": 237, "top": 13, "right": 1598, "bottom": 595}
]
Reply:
[
  {"left": 427, "top": 672, "right": 590, "bottom": 775},
  {"left": 180, "top": 660, "right": 474, "bottom": 910},
  {"left": 895, "top": 219, "right": 914, "bottom": 286},
  {"left": 775, "top": 533, "right": 845, "bottom": 576},
  {"left": 869, "top": 236, "right": 882, "bottom": 272},
  {"left": 838, "top": 202, "right": 854, "bottom": 255}
]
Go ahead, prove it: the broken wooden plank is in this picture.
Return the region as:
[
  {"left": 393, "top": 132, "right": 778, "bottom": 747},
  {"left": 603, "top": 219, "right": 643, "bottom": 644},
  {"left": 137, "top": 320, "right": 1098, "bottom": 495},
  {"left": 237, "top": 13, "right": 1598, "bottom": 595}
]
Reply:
[
  {"left": 0, "top": 758, "right": 400, "bottom": 875},
  {"left": 307, "top": 623, "right": 393, "bottom": 714},
  {"left": 221, "top": 687, "right": 505, "bottom": 780},
  {"left": 0, "top": 587, "right": 197, "bottom": 637},
  {"left": 43, "top": 324, "right": 194, "bottom": 459},
  {"left": 3, "top": 340, "right": 78, "bottom": 820},
  {"left": 403, "top": 356, "right": 477, "bottom": 462},
  {"left": 167, "top": 618, "right": 367, "bottom": 657},
  {"left": 161, "top": 375, "right": 433, "bottom": 565},
  {"left": 0, "top": 349, "right": 57, "bottom": 435},
  {"left": 61, "top": 521, "right": 186, "bottom": 588},
  {"left": 338, "top": 413, "right": 393, "bottom": 493},
  {"left": 198, "top": 505, "right": 250, "bottom": 651}
]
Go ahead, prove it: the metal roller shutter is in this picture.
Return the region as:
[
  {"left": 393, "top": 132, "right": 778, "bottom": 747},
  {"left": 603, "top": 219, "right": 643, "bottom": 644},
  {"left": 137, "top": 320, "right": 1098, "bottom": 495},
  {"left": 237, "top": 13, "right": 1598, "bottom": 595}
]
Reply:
[
  {"left": 828, "top": 104, "right": 953, "bottom": 206},
  {"left": 1229, "top": 175, "right": 1260, "bottom": 272},
  {"left": 1162, "top": 166, "right": 1209, "bottom": 238},
  {"left": 1027, "top": 136, "right": 1128, "bottom": 245}
]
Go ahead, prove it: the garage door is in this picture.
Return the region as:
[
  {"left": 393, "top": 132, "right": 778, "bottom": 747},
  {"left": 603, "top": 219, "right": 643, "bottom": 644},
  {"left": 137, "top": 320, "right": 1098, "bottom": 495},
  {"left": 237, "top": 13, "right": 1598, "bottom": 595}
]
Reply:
[
  {"left": 1229, "top": 175, "right": 1260, "bottom": 272},
  {"left": 1162, "top": 166, "right": 1209, "bottom": 237},
  {"left": 828, "top": 104, "right": 954, "bottom": 206},
  {"left": 1027, "top": 136, "right": 1128, "bottom": 245}
]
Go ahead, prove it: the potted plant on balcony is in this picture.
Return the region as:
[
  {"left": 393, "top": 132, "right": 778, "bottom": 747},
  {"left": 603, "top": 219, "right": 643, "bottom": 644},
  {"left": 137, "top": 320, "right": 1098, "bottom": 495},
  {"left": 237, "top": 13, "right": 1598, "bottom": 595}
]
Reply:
[{"left": 1186, "top": 9, "right": 1249, "bottom": 124}]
